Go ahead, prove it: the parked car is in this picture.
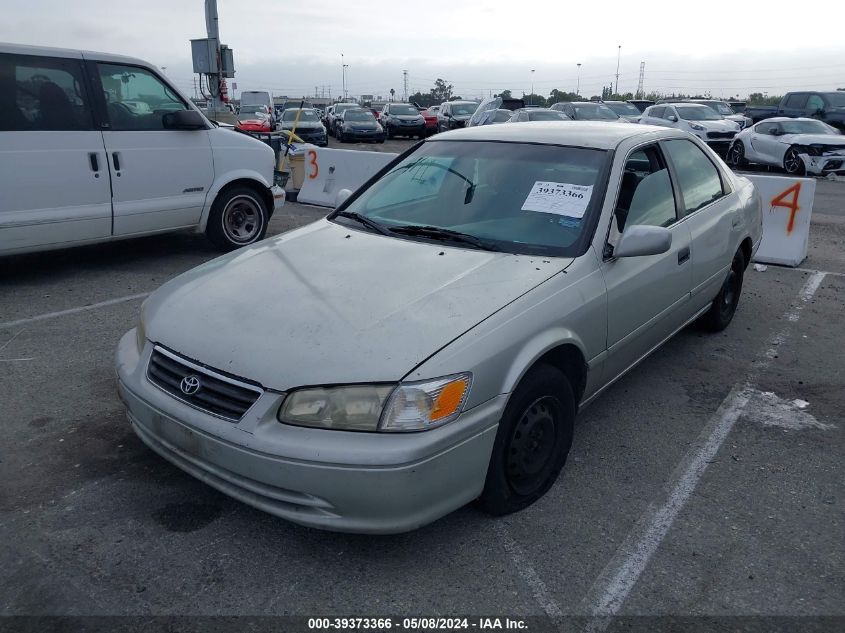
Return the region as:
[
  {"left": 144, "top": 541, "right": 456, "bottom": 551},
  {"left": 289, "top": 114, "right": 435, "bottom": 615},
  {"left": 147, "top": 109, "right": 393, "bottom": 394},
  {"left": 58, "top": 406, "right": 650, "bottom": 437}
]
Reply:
[
  {"left": 380, "top": 103, "right": 426, "bottom": 139},
  {"left": 437, "top": 100, "right": 479, "bottom": 132},
  {"left": 639, "top": 103, "right": 739, "bottom": 154},
  {"left": 508, "top": 108, "right": 570, "bottom": 122},
  {"left": 744, "top": 92, "right": 845, "bottom": 131},
  {"left": 239, "top": 90, "right": 275, "bottom": 126},
  {"left": 0, "top": 43, "right": 284, "bottom": 256},
  {"left": 421, "top": 107, "right": 439, "bottom": 135},
  {"left": 321, "top": 105, "right": 334, "bottom": 130},
  {"left": 327, "top": 102, "right": 359, "bottom": 137},
  {"left": 602, "top": 100, "right": 642, "bottom": 122},
  {"left": 279, "top": 100, "right": 313, "bottom": 112},
  {"left": 468, "top": 96, "right": 527, "bottom": 127},
  {"left": 278, "top": 108, "right": 327, "bottom": 146},
  {"left": 627, "top": 99, "right": 655, "bottom": 113},
  {"left": 659, "top": 98, "right": 751, "bottom": 129},
  {"left": 727, "top": 117, "right": 844, "bottom": 176},
  {"left": 116, "top": 121, "right": 762, "bottom": 533},
  {"left": 551, "top": 101, "right": 623, "bottom": 122},
  {"left": 336, "top": 108, "right": 385, "bottom": 143}
]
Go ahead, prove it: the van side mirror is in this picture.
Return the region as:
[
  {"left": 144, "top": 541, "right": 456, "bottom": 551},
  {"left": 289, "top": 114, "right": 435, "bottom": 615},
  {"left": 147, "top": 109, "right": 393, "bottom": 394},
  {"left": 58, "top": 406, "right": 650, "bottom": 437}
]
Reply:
[
  {"left": 335, "top": 189, "right": 353, "bottom": 209},
  {"left": 163, "top": 110, "right": 207, "bottom": 130},
  {"left": 614, "top": 225, "right": 672, "bottom": 258}
]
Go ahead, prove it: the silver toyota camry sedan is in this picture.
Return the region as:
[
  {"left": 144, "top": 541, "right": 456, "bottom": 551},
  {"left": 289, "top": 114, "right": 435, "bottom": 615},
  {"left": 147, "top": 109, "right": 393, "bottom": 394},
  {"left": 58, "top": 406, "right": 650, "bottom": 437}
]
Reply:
[{"left": 116, "top": 122, "right": 763, "bottom": 533}]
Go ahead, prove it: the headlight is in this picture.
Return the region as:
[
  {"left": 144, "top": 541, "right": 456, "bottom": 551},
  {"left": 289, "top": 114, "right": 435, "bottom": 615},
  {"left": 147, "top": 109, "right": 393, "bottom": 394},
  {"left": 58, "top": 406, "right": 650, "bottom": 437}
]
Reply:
[
  {"left": 689, "top": 123, "right": 706, "bottom": 131},
  {"left": 277, "top": 373, "right": 472, "bottom": 432},
  {"left": 380, "top": 373, "right": 472, "bottom": 432}
]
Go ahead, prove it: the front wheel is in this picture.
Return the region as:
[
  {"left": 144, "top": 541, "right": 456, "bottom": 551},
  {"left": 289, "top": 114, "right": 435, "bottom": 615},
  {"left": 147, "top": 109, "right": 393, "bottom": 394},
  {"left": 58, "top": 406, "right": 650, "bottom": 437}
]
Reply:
[
  {"left": 478, "top": 364, "right": 575, "bottom": 516},
  {"left": 728, "top": 141, "right": 747, "bottom": 169},
  {"left": 701, "top": 249, "right": 745, "bottom": 332},
  {"left": 783, "top": 146, "right": 806, "bottom": 175},
  {"left": 206, "top": 186, "right": 269, "bottom": 251}
]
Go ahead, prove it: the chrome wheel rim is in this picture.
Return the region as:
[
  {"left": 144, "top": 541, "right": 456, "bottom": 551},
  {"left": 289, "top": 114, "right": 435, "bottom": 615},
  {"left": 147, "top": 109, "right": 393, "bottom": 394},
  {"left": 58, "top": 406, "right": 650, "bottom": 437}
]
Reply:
[{"left": 222, "top": 195, "right": 262, "bottom": 244}]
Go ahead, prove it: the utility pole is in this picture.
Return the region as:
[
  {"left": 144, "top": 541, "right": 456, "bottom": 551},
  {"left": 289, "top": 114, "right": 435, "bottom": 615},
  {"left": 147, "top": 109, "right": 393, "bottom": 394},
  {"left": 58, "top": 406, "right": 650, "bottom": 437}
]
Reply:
[
  {"left": 341, "top": 53, "right": 347, "bottom": 101},
  {"left": 615, "top": 45, "right": 621, "bottom": 96},
  {"left": 205, "top": 0, "right": 222, "bottom": 110},
  {"left": 576, "top": 63, "right": 581, "bottom": 96},
  {"left": 530, "top": 69, "right": 535, "bottom": 105},
  {"left": 637, "top": 61, "right": 645, "bottom": 99},
  {"left": 403, "top": 70, "right": 408, "bottom": 102}
]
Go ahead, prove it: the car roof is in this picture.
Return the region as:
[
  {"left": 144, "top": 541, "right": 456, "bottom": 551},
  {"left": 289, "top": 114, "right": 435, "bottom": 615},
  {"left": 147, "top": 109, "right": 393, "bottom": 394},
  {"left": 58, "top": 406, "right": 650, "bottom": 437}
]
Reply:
[
  {"left": 0, "top": 41, "right": 153, "bottom": 67},
  {"left": 435, "top": 121, "right": 674, "bottom": 149},
  {"left": 758, "top": 117, "right": 819, "bottom": 123}
]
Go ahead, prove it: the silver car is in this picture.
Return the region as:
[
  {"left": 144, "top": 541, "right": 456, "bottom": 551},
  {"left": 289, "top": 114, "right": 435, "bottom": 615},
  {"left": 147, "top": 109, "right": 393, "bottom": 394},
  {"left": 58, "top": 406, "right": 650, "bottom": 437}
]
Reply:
[{"left": 116, "top": 122, "right": 763, "bottom": 534}]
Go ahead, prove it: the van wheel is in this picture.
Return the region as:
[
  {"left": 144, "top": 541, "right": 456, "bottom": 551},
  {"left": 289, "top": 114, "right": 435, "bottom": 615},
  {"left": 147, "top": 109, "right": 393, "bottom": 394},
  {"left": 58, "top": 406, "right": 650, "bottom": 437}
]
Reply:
[
  {"left": 701, "top": 249, "right": 745, "bottom": 332},
  {"left": 478, "top": 364, "right": 575, "bottom": 516},
  {"left": 206, "top": 186, "right": 269, "bottom": 251}
]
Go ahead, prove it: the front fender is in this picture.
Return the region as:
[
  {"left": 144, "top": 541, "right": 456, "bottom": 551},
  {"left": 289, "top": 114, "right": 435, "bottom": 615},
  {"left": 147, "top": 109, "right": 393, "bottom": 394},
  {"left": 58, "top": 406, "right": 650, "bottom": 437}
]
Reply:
[{"left": 198, "top": 169, "right": 273, "bottom": 232}]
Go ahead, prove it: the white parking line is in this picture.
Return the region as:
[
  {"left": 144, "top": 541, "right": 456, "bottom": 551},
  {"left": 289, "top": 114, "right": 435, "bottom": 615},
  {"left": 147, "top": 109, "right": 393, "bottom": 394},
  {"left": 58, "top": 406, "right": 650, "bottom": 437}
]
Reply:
[
  {"left": 579, "top": 271, "right": 827, "bottom": 627},
  {"left": 0, "top": 292, "right": 150, "bottom": 330}
]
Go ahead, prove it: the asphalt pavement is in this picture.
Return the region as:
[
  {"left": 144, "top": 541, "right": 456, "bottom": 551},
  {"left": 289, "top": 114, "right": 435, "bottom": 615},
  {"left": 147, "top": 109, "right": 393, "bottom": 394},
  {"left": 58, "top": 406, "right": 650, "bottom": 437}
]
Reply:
[{"left": 0, "top": 139, "right": 843, "bottom": 631}]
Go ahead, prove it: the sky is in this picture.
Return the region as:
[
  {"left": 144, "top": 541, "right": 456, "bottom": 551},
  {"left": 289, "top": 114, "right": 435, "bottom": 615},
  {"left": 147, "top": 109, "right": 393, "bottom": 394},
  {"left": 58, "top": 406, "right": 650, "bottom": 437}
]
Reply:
[{"left": 2, "top": 0, "right": 844, "bottom": 101}]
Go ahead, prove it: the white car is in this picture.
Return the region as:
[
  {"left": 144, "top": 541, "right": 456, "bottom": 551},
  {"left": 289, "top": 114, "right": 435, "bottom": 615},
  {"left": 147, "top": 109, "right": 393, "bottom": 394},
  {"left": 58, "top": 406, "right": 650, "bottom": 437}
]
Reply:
[
  {"left": 639, "top": 103, "right": 739, "bottom": 154},
  {"left": 727, "top": 117, "right": 845, "bottom": 176},
  {"left": 686, "top": 100, "right": 752, "bottom": 130},
  {"left": 0, "top": 43, "right": 284, "bottom": 256}
]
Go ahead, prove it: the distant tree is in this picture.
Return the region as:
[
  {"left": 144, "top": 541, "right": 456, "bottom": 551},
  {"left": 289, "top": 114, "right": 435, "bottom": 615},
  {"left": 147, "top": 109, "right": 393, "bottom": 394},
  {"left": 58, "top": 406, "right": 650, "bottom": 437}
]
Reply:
[
  {"left": 548, "top": 89, "right": 580, "bottom": 104},
  {"left": 430, "top": 78, "right": 453, "bottom": 103},
  {"left": 409, "top": 91, "right": 436, "bottom": 107},
  {"left": 747, "top": 92, "right": 782, "bottom": 105},
  {"left": 523, "top": 93, "right": 547, "bottom": 107},
  {"left": 496, "top": 89, "right": 512, "bottom": 99}
]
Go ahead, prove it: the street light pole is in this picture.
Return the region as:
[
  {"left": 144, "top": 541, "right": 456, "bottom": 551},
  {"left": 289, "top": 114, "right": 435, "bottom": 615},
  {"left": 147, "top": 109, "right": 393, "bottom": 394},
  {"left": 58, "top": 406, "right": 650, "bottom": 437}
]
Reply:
[
  {"left": 576, "top": 63, "right": 581, "bottom": 96},
  {"left": 615, "top": 45, "right": 621, "bottom": 95},
  {"left": 341, "top": 53, "right": 345, "bottom": 101},
  {"left": 530, "top": 69, "right": 535, "bottom": 105}
]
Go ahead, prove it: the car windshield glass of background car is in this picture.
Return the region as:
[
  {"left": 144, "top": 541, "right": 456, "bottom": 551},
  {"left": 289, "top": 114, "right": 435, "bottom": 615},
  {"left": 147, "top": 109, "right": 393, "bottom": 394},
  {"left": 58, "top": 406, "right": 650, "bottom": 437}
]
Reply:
[
  {"left": 704, "top": 102, "right": 734, "bottom": 115},
  {"left": 606, "top": 102, "right": 641, "bottom": 116},
  {"left": 346, "top": 110, "right": 375, "bottom": 122},
  {"left": 779, "top": 120, "right": 839, "bottom": 135},
  {"left": 282, "top": 109, "right": 319, "bottom": 122},
  {"left": 335, "top": 140, "right": 608, "bottom": 257},
  {"left": 529, "top": 111, "right": 568, "bottom": 121},
  {"left": 390, "top": 105, "right": 418, "bottom": 115},
  {"left": 676, "top": 105, "right": 721, "bottom": 121},
  {"left": 450, "top": 103, "right": 478, "bottom": 116},
  {"left": 574, "top": 104, "right": 618, "bottom": 120}
]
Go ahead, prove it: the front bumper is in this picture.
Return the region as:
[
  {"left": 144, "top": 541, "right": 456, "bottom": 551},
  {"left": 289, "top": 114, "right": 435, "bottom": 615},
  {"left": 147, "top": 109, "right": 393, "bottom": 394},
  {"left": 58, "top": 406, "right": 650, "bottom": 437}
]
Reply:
[
  {"left": 388, "top": 123, "right": 425, "bottom": 135},
  {"left": 800, "top": 153, "right": 845, "bottom": 176},
  {"left": 343, "top": 129, "right": 385, "bottom": 141},
  {"left": 270, "top": 185, "right": 285, "bottom": 212},
  {"left": 115, "top": 331, "right": 502, "bottom": 534}
]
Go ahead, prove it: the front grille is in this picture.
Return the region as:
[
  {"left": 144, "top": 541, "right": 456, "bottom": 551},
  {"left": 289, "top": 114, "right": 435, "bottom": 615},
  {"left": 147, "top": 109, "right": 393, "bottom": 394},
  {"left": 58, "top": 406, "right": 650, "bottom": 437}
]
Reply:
[
  {"left": 707, "top": 131, "right": 736, "bottom": 139},
  {"left": 147, "top": 346, "right": 263, "bottom": 421}
]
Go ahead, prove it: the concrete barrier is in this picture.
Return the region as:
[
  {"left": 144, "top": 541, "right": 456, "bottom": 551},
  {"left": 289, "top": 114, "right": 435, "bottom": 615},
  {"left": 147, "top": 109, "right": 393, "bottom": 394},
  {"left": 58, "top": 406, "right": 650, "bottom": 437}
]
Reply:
[
  {"left": 748, "top": 175, "right": 816, "bottom": 267},
  {"left": 297, "top": 148, "right": 399, "bottom": 207}
]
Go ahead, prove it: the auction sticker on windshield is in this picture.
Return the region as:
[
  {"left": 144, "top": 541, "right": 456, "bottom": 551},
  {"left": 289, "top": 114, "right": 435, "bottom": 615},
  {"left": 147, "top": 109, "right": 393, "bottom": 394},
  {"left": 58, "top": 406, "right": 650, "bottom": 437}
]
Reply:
[{"left": 521, "top": 182, "right": 593, "bottom": 218}]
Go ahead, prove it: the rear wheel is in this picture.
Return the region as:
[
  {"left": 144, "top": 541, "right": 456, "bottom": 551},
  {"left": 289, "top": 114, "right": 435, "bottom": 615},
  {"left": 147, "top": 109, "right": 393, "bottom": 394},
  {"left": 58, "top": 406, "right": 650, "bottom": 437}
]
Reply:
[
  {"left": 206, "top": 186, "right": 269, "bottom": 251},
  {"left": 701, "top": 249, "right": 745, "bottom": 332},
  {"left": 783, "top": 146, "right": 806, "bottom": 175},
  {"left": 478, "top": 364, "right": 575, "bottom": 516}
]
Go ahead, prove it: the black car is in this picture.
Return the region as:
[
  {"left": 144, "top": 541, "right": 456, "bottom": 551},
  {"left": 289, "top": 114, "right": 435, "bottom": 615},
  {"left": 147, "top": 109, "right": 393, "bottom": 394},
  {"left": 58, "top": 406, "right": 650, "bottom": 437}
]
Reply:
[
  {"left": 437, "top": 100, "right": 479, "bottom": 132},
  {"left": 380, "top": 103, "right": 426, "bottom": 139},
  {"left": 279, "top": 108, "right": 327, "bottom": 146},
  {"left": 336, "top": 108, "right": 385, "bottom": 143}
]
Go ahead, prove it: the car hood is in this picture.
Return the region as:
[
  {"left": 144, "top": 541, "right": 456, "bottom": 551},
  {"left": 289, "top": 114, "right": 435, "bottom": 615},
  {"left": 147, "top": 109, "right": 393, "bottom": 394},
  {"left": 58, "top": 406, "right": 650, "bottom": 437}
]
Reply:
[
  {"left": 284, "top": 121, "right": 323, "bottom": 130},
  {"left": 142, "top": 220, "right": 571, "bottom": 390},
  {"left": 687, "top": 119, "right": 737, "bottom": 131},
  {"left": 780, "top": 134, "right": 845, "bottom": 147}
]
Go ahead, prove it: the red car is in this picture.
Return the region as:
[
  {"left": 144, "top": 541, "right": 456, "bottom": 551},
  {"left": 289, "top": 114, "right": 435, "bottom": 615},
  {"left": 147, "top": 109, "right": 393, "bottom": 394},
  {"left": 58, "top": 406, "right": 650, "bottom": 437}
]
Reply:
[{"left": 422, "top": 107, "right": 439, "bottom": 135}]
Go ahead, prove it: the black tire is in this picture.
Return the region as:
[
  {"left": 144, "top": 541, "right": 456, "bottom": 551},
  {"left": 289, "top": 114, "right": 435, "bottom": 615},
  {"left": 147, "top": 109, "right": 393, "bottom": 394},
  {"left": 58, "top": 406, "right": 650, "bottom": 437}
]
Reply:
[
  {"left": 206, "top": 186, "right": 269, "bottom": 251},
  {"left": 783, "top": 146, "right": 806, "bottom": 175},
  {"left": 701, "top": 249, "right": 745, "bottom": 332},
  {"left": 478, "top": 364, "right": 575, "bottom": 516},
  {"left": 386, "top": 126, "right": 394, "bottom": 139},
  {"left": 728, "top": 141, "right": 747, "bottom": 169}
]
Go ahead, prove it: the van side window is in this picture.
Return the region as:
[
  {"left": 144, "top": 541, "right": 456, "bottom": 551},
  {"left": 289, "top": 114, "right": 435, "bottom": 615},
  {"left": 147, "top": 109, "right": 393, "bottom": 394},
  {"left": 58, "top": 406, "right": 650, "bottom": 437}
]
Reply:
[
  {"left": 97, "top": 63, "right": 188, "bottom": 131},
  {"left": 0, "top": 53, "right": 93, "bottom": 131}
]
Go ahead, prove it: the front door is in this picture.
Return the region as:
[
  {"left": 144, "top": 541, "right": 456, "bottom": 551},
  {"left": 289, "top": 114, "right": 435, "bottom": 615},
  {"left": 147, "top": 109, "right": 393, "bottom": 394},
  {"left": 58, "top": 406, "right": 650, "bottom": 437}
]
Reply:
[
  {"left": 600, "top": 144, "right": 693, "bottom": 381},
  {"left": 0, "top": 51, "right": 111, "bottom": 254},
  {"left": 94, "top": 62, "right": 214, "bottom": 236}
]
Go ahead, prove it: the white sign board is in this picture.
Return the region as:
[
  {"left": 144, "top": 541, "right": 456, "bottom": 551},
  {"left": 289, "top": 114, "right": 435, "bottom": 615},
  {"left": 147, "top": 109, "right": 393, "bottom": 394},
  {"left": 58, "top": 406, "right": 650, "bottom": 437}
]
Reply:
[
  {"left": 747, "top": 175, "right": 815, "bottom": 268},
  {"left": 521, "top": 182, "right": 593, "bottom": 218}
]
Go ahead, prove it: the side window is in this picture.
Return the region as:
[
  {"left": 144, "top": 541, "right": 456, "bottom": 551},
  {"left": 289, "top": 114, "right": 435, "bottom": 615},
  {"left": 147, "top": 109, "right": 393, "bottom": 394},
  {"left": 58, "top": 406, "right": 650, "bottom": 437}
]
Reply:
[
  {"left": 784, "top": 94, "right": 807, "bottom": 109},
  {"left": 610, "top": 145, "right": 678, "bottom": 240},
  {"left": 97, "top": 63, "right": 187, "bottom": 131},
  {"left": 807, "top": 95, "right": 824, "bottom": 112},
  {"left": 663, "top": 139, "right": 725, "bottom": 215},
  {"left": 649, "top": 106, "right": 665, "bottom": 118},
  {"left": 755, "top": 122, "right": 773, "bottom": 135},
  {"left": 0, "top": 52, "right": 93, "bottom": 131}
]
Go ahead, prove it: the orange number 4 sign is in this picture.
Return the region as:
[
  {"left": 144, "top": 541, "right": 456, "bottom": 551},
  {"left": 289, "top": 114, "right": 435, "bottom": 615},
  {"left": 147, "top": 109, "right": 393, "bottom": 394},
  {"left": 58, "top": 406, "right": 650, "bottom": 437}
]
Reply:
[{"left": 770, "top": 182, "right": 801, "bottom": 235}]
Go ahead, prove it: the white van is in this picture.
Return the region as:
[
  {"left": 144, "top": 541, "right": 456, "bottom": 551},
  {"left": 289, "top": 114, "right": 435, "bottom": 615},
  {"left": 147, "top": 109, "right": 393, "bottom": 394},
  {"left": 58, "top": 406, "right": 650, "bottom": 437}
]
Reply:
[{"left": 0, "top": 43, "right": 284, "bottom": 256}]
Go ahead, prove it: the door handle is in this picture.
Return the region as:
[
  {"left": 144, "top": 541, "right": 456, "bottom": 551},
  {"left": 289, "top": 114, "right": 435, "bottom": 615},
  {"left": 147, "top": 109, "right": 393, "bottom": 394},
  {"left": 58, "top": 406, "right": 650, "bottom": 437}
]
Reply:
[
  {"left": 112, "top": 152, "right": 121, "bottom": 172},
  {"left": 89, "top": 152, "right": 99, "bottom": 172},
  {"left": 678, "top": 246, "right": 690, "bottom": 265}
]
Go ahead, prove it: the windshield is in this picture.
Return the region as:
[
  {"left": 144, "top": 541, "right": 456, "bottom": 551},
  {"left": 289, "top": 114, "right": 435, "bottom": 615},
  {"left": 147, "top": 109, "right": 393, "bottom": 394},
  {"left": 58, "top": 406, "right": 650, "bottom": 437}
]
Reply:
[
  {"left": 282, "top": 109, "right": 320, "bottom": 122},
  {"left": 605, "top": 102, "right": 640, "bottom": 116},
  {"left": 529, "top": 110, "right": 569, "bottom": 121},
  {"left": 779, "top": 120, "right": 839, "bottom": 135},
  {"left": 572, "top": 104, "right": 619, "bottom": 120},
  {"left": 451, "top": 103, "right": 478, "bottom": 116},
  {"left": 698, "top": 101, "right": 734, "bottom": 115},
  {"left": 826, "top": 93, "right": 845, "bottom": 107},
  {"left": 335, "top": 140, "right": 608, "bottom": 257},
  {"left": 345, "top": 110, "right": 375, "bottom": 122},
  {"left": 676, "top": 106, "right": 722, "bottom": 121},
  {"left": 334, "top": 104, "right": 357, "bottom": 114},
  {"left": 389, "top": 105, "right": 419, "bottom": 116}
]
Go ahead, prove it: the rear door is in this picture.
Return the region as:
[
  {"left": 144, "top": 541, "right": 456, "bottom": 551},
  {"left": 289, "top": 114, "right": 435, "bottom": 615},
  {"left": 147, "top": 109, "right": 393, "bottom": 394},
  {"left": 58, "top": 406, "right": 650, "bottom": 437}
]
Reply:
[
  {"left": 0, "top": 50, "right": 111, "bottom": 254},
  {"left": 91, "top": 61, "right": 214, "bottom": 236},
  {"left": 780, "top": 93, "right": 808, "bottom": 117}
]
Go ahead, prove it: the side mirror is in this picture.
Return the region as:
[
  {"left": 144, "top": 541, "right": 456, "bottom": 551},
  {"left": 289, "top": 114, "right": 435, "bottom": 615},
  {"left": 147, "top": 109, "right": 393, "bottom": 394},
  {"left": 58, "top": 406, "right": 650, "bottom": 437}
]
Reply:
[
  {"left": 162, "top": 110, "right": 207, "bottom": 130},
  {"left": 614, "top": 225, "right": 672, "bottom": 258},
  {"left": 771, "top": 128, "right": 782, "bottom": 136},
  {"left": 335, "top": 188, "right": 353, "bottom": 209},
  {"left": 667, "top": 115, "right": 678, "bottom": 122}
]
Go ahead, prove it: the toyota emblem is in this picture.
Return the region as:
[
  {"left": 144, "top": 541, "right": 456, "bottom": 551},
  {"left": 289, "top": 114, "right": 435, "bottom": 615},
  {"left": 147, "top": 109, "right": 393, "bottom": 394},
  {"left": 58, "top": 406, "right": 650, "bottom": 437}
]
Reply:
[{"left": 180, "top": 375, "right": 201, "bottom": 395}]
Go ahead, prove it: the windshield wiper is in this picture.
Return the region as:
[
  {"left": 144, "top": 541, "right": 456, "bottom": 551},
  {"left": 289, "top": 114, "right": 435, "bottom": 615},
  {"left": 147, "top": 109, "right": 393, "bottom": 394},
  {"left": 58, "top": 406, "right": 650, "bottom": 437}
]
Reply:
[
  {"left": 389, "top": 225, "right": 501, "bottom": 251},
  {"left": 334, "top": 211, "right": 392, "bottom": 236}
]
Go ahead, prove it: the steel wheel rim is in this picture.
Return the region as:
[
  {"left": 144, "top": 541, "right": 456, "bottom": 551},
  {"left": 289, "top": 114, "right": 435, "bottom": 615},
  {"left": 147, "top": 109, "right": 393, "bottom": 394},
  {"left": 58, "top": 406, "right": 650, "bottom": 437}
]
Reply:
[
  {"left": 720, "top": 268, "right": 739, "bottom": 318},
  {"left": 506, "top": 396, "right": 561, "bottom": 496},
  {"left": 222, "top": 195, "right": 262, "bottom": 244},
  {"left": 784, "top": 149, "right": 800, "bottom": 174}
]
